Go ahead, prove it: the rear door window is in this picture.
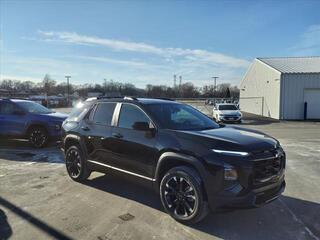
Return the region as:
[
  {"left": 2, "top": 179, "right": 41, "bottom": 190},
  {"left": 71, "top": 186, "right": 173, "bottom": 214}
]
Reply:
[
  {"left": 0, "top": 102, "right": 20, "bottom": 115},
  {"left": 92, "top": 102, "right": 116, "bottom": 125}
]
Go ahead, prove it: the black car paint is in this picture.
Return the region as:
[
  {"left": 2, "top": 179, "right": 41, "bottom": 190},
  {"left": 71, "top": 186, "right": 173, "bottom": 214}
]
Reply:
[{"left": 62, "top": 98, "right": 285, "bottom": 211}]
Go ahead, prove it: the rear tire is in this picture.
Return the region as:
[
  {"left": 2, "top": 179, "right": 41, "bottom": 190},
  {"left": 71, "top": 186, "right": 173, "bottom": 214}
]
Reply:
[
  {"left": 65, "top": 145, "right": 91, "bottom": 182},
  {"left": 28, "top": 126, "right": 48, "bottom": 148},
  {"left": 160, "top": 166, "right": 209, "bottom": 224}
]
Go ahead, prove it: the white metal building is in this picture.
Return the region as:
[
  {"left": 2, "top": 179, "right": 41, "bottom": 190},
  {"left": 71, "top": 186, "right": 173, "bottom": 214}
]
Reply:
[{"left": 239, "top": 57, "right": 320, "bottom": 120}]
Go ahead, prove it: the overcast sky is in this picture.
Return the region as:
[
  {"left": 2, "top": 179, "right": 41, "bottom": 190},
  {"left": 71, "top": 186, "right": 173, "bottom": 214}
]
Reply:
[{"left": 1, "top": 0, "right": 320, "bottom": 88}]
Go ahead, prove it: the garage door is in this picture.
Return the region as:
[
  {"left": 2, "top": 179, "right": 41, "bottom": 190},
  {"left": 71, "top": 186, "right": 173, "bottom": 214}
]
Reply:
[{"left": 304, "top": 89, "right": 320, "bottom": 119}]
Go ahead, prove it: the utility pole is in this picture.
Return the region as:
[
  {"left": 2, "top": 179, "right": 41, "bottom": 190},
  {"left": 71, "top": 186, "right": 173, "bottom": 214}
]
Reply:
[
  {"left": 179, "top": 76, "right": 182, "bottom": 87},
  {"left": 104, "top": 78, "right": 107, "bottom": 95},
  {"left": 65, "top": 75, "right": 71, "bottom": 106},
  {"left": 212, "top": 76, "right": 219, "bottom": 97},
  {"left": 173, "top": 75, "right": 177, "bottom": 88}
]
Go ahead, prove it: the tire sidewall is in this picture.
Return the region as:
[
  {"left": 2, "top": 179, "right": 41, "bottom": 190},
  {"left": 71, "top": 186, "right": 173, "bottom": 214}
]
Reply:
[
  {"left": 160, "top": 166, "right": 206, "bottom": 224},
  {"left": 65, "top": 145, "right": 90, "bottom": 181}
]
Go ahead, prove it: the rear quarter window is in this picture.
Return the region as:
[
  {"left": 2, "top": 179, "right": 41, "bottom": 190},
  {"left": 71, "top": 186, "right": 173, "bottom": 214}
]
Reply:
[{"left": 68, "top": 102, "right": 91, "bottom": 121}]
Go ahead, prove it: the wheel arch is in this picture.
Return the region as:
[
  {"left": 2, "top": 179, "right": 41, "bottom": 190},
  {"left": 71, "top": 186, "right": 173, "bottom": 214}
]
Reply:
[
  {"left": 154, "top": 152, "right": 209, "bottom": 198},
  {"left": 26, "top": 123, "right": 49, "bottom": 136},
  {"left": 64, "top": 134, "right": 81, "bottom": 151}
]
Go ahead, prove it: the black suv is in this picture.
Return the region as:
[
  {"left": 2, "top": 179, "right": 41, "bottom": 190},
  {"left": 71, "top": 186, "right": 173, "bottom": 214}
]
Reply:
[{"left": 62, "top": 97, "right": 285, "bottom": 224}]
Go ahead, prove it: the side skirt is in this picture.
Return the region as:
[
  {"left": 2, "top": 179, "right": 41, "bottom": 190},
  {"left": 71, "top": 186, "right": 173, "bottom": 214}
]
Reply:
[{"left": 87, "top": 160, "right": 156, "bottom": 182}]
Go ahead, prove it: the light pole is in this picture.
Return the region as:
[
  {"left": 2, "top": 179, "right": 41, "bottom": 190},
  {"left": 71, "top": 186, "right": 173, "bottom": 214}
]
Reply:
[
  {"left": 65, "top": 75, "right": 71, "bottom": 106},
  {"left": 104, "top": 78, "right": 107, "bottom": 95},
  {"left": 212, "top": 76, "right": 219, "bottom": 98}
]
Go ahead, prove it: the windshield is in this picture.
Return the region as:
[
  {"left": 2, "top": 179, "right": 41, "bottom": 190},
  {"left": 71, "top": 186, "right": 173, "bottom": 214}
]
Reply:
[
  {"left": 17, "top": 101, "right": 52, "bottom": 114},
  {"left": 145, "top": 103, "right": 219, "bottom": 131},
  {"left": 218, "top": 105, "right": 238, "bottom": 110}
]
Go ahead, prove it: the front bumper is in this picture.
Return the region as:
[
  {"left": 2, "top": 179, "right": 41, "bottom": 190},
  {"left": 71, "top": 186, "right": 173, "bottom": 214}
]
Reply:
[
  {"left": 48, "top": 123, "right": 64, "bottom": 139},
  {"left": 207, "top": 176, "right": 285, "bottom": 210},
  {"left": 222, "top": 178, "right": 285, "bottom": 208},
  {"left": 220, "top": 116, "right": 242, "bottom": 122},
  {"left": 204, "top": 149, "right": 286, "bottom": 211}
]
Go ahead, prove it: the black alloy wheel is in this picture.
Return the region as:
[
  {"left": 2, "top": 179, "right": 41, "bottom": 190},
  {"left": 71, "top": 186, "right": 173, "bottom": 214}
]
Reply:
[
  {"left": 164, "top": 176, "right": 198, "bottom": 218},
  {"left": 160, "top": 166, "right": 209, "bottom": 224},
  {"left": 28, "top": 127, "right": 48, "bottom": 148},
  {"left": 65, "top": 145, "right": 91, "bottom": 181}
]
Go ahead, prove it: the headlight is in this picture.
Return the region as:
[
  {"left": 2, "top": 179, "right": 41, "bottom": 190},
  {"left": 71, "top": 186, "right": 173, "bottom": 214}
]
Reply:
[
  {"left": 224, "top": 167, "right": 238, "bottom": 180},
  {"left": 212, "top": 149, "right": 249, "bottom": 156}
]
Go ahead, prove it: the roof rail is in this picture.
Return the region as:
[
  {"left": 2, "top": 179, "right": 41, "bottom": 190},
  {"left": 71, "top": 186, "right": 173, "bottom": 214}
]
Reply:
[
  {"left": 154, "top": 97, "right": 175, "bottom": 101},
  {"left": 94, "top": 96, "right": 139, "bottom": 101},
  {"left": 123, "top": 96, "right": 138, "bottom": 101},
  {"left": 96, "top": 96, "right": 123, "bottom": 100}
]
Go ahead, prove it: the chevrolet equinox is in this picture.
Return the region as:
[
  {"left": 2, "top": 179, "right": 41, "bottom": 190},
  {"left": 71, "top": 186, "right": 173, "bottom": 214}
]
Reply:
[{"left": 62, "top": 97, "right": 286, "bottom": 224}]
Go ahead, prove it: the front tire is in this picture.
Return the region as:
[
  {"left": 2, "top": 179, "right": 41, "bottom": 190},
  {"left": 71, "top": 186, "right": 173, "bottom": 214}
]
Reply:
[
  {"left": 28, "top": 126, "right": 48, "bottom": 148},
  {"left": 160, "top": 166, "right": 209, "bottom": 224},
  {"left": 65, "top": 145, "right": 91, "bottom": 182}
]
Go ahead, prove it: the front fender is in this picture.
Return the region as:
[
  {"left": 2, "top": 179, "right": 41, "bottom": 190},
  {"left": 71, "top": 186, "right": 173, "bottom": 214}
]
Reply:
[
  {"left": 154, "top": 151, "right": 224, "bottom": 211},
  {"left": 63, "top": 134, "right": 87, "bottom": 157},
  {"left": 154, "top": 151, "right": 213, "bottom": 193}
]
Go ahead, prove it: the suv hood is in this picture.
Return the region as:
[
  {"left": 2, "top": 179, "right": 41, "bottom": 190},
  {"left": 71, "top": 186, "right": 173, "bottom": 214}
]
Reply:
[{"left": 178, "top": 126, "right": 278, "bottom": 153}]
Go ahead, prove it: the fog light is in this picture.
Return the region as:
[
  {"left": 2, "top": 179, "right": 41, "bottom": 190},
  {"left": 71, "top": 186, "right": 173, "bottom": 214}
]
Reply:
[
  {"left": 55, "top": 124, "right": 61, "bottom": 131},
  {"left": 224, "top": 168, "right": 238, "bottom": 180}
]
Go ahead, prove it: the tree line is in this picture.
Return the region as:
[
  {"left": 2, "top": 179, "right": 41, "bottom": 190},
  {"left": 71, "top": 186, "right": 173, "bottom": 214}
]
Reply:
[{"left": 0, "top": 74, "right": 240, "bottom": 99}]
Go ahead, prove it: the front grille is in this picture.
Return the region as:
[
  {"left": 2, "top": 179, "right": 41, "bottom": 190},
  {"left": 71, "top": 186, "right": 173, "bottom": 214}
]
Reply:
[
  {"left": 223, "top": 115, "right": 239, "bottom": 120},
  {"left": 253, "top": 152, "right": 285, "bottom": 184}
]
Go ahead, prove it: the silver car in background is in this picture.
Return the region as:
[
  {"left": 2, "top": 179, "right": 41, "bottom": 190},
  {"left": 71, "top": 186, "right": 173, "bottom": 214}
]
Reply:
[{"left": 213, "top": 103, "right": 242, "bottom": 123}]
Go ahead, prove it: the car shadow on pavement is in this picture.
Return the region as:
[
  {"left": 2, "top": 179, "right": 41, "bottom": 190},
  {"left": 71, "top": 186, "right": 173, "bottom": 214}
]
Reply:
[
  {"left": 0, "top": 208, "right": 12, "bottom": 240},
  {"left": 84, "top": 173, "right": 163, "bottom": 211},
  {"left": 84, "top": 174, "right": 320, "bottom": 240},
  {"left": 192, "top": 196, "right": 320, "bottom": 239},
  {"left": 237, "top": 112, "right": 280, "bottom": 126}
]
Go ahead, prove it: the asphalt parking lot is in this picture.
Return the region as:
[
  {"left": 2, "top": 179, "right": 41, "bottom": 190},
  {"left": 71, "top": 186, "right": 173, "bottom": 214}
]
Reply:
[{"left": 0, "top": 105, "right": 319, "bottom": 240}]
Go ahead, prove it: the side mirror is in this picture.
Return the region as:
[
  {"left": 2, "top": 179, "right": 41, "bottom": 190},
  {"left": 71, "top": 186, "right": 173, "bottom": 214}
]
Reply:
[{"left": 132, "top": 121, "right": 152, "bottom": 131}]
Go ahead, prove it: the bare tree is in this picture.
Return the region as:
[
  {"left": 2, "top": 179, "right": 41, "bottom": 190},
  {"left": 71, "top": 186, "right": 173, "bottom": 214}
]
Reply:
[{"left": 42, "top": 74, "right": 56, "bottom": 95}]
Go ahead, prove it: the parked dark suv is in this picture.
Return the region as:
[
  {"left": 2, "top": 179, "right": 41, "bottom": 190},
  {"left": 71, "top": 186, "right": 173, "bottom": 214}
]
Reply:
[{"left": 62, "top": 97, "right": 286, "bottom": 224}]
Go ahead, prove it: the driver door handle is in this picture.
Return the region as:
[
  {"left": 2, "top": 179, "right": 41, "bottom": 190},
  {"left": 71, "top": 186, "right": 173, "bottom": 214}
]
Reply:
[{"left": 112, "top": 132, "right": 123, "bottom": 139}]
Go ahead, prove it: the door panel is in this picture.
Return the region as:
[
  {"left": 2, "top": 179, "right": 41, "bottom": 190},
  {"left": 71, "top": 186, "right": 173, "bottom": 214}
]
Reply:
[
  {"left": 107, "top": 103, "right": 158, "bottom": 178},
  {"left": 82, "top": 122, "right": 114, "bottom": 163},
  {"left": 108, "top": 127, "right": 157, "bottom": 178},
  {"left": 81, "top": 102, "right": 117, "bottom": 164},
  {"left": 0, "top": 102, "right": 26, "bottom": 136}
]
